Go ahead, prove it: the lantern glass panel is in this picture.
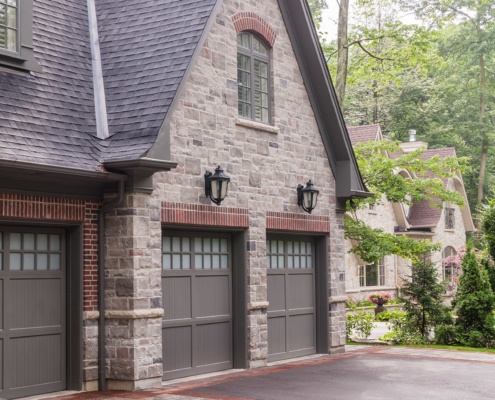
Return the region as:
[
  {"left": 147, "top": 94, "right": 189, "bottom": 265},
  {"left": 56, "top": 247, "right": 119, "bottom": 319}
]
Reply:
[
  {"left": 220, "top": 180, "right": 229, "bottom": 200},
  {"left": 210, "top": 179, "right": 219, "bottom": 200},
  {"left": 311, "top": 192, "right": 318, "bottom": 209}
]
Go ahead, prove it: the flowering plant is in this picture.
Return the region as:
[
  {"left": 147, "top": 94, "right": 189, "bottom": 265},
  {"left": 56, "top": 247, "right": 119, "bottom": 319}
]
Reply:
[{"left": 368, "top": 291, "right": 393, "bottom": 305}]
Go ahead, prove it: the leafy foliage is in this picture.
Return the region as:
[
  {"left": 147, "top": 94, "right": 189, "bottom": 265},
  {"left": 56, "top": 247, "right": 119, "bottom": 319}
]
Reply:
[
  {"left": 345, "top": 216, "right": 439, "bottom": 263},
  {"left": 346, "top": 310, "right": 376, "bottom": 340},
  {"left": 344, "top": 139, "right": 467, "bottom": 263},
  {"left": 380, "top": 313, "right": 423, "bottom": 344}
]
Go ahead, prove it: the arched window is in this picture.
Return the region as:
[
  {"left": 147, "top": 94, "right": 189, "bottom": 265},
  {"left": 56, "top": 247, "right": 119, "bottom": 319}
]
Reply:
[
  {"left": 442, "top": 246, "right": 457, "bottom": 281},
  {"left": 237, "top": 32, "right": 270, "bottom": 123}
]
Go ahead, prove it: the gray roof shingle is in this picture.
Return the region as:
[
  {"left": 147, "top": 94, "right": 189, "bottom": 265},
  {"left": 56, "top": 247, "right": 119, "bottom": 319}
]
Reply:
[
  {"left": 0, "top": 0, "right": 217, "bottom": 171},
  {"left": 0, "top": 0, "right": 98, "bottom": 170},
  {"left": 96, "top": 0, "right": 217, "bottom": 162}
]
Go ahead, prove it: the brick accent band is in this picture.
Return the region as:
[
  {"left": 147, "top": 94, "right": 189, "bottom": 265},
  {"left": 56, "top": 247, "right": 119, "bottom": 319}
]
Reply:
[
  {"left": 0, "top": 194, "right": 86, "bottom": 220},
  {"left": 232, "top": 12, "right": 276, "bottom": 47},
  {"left": 266, "top": 211, "right": 330, "bottom": 233},
  {"left": 162, "top": 202, "right": 249, "bottom": 228}
]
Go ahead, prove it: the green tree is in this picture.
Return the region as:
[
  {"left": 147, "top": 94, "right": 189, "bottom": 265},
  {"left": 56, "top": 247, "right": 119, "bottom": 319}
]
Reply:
[
  {"left": 453, "top": 248, "right": 495, "bottom": 347},
  {"left": 345, "top": 139, "right": 468, "bottom": 263},
  {"left": 307, "top": 0, "right": 328, "bottom": 31},
  {"left": 402, "top": 0, "right": 495, "bottom": 209},
  {"left": 480, "top": 198, "right": 495, "bottom": 292},
  {"left": 401, "top": 254, "right": 449, "bottom": 340}
]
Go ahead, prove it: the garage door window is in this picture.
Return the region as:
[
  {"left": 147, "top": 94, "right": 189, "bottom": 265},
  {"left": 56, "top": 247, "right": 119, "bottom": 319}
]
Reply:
[
  {"left": 162, "top": 236, "right": 229, "bottom": 270},
  {"left": 267, "top": 240, "right": 313, "bottom": 269},
  {"left": 9, "top": 232, "right": 62, "bottom": 271}
]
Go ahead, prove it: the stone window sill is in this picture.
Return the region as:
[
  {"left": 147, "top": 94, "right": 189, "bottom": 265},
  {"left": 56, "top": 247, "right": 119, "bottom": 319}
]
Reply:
[{"left": 235, "top": 117, "right": 279, "bottom": 134}]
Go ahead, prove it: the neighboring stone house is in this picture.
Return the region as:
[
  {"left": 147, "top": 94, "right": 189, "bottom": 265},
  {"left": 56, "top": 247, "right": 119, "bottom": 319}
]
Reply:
[
  {"left": 0, "top": 0, "right": 369, "bottom": 398},
  {"left": 345, "top": 124, "right": 475, "bottom": 302}
]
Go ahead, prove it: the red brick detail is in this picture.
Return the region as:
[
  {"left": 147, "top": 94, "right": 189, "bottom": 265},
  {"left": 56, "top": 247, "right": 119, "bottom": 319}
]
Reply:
[
  {"left": 0, "top": 194, "right": 86, "bottom": 221},
  {"left": 0, "top": 194, "right": 101, "bottom": 312},
  {"left": 83, "top": 202, "right": 100, "bottom": 311},
  {"left": 266, "top": 211, "right": 330, "bottom": 233},
  {"left": 232, "top": 12, "right": 276, "bottom": 47},
  {"left": 162, "top": 202, "right": 249, "bottom": 228}
]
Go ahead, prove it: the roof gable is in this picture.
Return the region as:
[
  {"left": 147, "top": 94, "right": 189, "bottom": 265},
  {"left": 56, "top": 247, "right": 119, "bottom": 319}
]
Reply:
[
  {"left": 347, "top": 124, "right": 382, "bottom": 146},
  {"left": 96, "top": 0, "right": 218, "bottom": 162}
]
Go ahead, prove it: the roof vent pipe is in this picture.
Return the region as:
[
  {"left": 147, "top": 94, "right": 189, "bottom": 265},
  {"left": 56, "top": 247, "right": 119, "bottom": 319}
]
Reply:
[{"left": 409, "top": 129, "right": 417, "bottom": 142}]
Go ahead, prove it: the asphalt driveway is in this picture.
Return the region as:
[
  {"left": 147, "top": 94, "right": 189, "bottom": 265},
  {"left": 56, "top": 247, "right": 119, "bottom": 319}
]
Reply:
[
  {"left": 182, "top": 347, "right": 495, "bottom": 400},
  {"left": 44, "top": 346, "right": 495, "bottom": 400}
]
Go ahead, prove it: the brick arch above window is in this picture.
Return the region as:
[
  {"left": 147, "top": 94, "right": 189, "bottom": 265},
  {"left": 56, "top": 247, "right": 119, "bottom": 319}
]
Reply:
[{"left": 232, "top": 12, "right": 276, "bottom": 47}]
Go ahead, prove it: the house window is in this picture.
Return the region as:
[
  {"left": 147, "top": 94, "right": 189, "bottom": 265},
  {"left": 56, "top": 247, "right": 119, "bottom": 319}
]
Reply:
[
  {"left": 0, "top": 0, "right": 18, "bottom": 52},
  {"left": 442, "top": 246, "right": 457, "bottom": 281},
  {"left": 237, "top": 32, "right": 270, "bottom": 123},
  {"left": 445, "top": 207, "right": 455, "bottom": 229},
  {"left": 359, "top": 259, "right": 385, "bottom": 287},
  {"left": 0, "top": 0, "right": 40, "bottom": 72}
]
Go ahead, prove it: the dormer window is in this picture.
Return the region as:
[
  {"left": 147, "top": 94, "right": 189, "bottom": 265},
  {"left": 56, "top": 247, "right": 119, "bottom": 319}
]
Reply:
[
  {"left": 0, "top": 0, "right": 41, "bottom": 72},
  {"left": 237, "top": 32, "right": 271, "bottom": 124},
  {"left": 0, "top": 0, "right": 17, "bottom": 52}
]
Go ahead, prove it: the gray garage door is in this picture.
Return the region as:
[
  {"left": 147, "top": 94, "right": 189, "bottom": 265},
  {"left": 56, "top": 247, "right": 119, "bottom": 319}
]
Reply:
[
  {"left": 267, "top": 238, "right": 316, "bottom": 362},
  {"left": 162, "top": 233, "right": 232, "bottom": 380},
  {"left": 0, "top": 228, "right": 66, "bottom": 400}
]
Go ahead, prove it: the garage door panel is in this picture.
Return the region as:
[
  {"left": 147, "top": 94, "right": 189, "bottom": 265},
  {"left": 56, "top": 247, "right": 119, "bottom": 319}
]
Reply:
[
  {"left": 0, "top": 339, "right": 3, "bottom": 390},
  {"left": 162, "top": 233, "right": 232, "bottom": 380},
  {"left": 11, "top": 334, "right": 63, "bottom": 389},
  {"left": 163, "top": 277, "right": 192, "bottom": 321},
  {"left": 0, "top": 280, "right": 3, "bottom": 331},
  {"left": 195, "top": 322, "right": 231, "bottom": 367},
  {"left": 0, "top": 228, "right": 66, "bottom": 399},
  {"left": 287, "top": 274, "right": 314, "bottom": 310},
  {"left": 163, "top": 326, "right": 192, "bottom": 373},
  {"left": 267, "top": 275, "right": 285, "bottom": 312},
  {"left": 195, "top": 276, "right": 230, "bottom": 318},
  {"left": 267, "top": 238, "right": 316, "bottom": 362},
  {"left": 10, "top": 279, "right": 62, "bottom": 329},
  {"left": 267, "top": 316, "right": 286, "bottom": 356},
  {"left": 288, "top": 314, "right": 315, "bottom": 352}
]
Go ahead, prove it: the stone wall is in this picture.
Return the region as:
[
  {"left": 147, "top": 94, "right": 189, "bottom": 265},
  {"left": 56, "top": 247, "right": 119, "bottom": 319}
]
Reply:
[
  {"left": 153, "top": 0, "right": 345, "bottom": 363},
  {"left": 104, "top": 193, "right": 163, "bottom": 390}
]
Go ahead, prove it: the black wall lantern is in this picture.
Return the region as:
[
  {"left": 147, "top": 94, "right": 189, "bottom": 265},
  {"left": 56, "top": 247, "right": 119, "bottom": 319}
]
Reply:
[
  {"left": 297, "top": 180, "right": 319, "bottom": 214},
  {"left": 205, "top": 165, "right": 231, "bottom": 205}
]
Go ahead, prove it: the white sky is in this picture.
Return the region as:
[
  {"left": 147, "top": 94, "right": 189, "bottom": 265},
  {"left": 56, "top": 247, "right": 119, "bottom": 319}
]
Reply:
[
  {"left": 320, "top": 1, "right": 421, "bottom": 42},
  {"left": 320, "top": 2, "right": 340, "bottom": 41}
]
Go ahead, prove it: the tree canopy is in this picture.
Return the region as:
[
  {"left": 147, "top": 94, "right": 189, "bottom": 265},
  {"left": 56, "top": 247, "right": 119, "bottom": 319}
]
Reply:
[{"left": 313, "top": 0, "right": 495, "bottom": 211}]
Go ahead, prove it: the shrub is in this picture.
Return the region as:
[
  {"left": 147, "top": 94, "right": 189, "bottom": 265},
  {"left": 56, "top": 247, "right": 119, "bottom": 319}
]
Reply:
[
  {"left": 355, "top": 299, "right": 374, "bottom": 308},
  {"left": 380, "top": 313, "right": 422, "bottom": 344},
  {"left": 346, "top": 310, "right": 375, "bottom": 340},
  {"left": 465, "top": 330, "right": 486, "bottom": 348},
  {"left": 434, "top": 325, "right": 458, "bottom": 345},
  {"left": 375, "top": 310, "right": 406, "bottom": 322},
  {"left": 453, "top": 248, "right": 495, "bottom": 347},
  {"left": 388, "top": 296, "right": 406, "bottom": 305}
]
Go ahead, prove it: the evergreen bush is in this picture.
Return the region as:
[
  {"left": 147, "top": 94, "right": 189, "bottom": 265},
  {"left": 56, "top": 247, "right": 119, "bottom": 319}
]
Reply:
[
  {"left": 453, "top": 248, "right": 495, "bottom": 347},
  {"left": 401, "top": 254, "right": 449, "bottom": 341}
]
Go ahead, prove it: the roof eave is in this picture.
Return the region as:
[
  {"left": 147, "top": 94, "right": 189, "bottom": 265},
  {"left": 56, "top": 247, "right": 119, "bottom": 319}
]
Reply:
[{"left": 277, "top": 0, "right": 369, "bottom": 207}]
